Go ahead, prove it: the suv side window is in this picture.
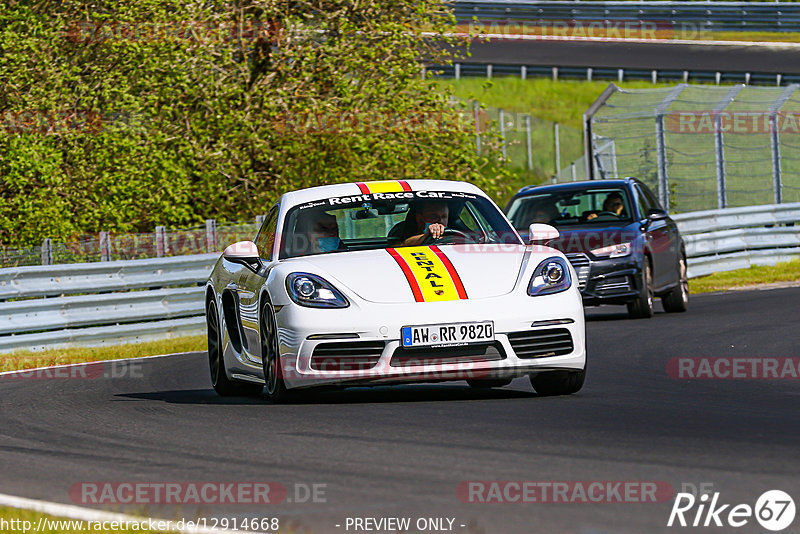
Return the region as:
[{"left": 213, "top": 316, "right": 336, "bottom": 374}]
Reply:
[
  {"left": 639, "top": 183, "right": 663, "bottom": 211},
  {"left": 634, "top": 185, "right": 653, "bottom": 219},
  {"left": 255, "top": 205, "right": 279, "bottom": 260}
]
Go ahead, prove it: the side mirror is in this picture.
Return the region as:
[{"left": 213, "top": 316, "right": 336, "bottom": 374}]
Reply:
[
  {"left": 647, "top": 208, "right": 669, "bottom": 221},
  {"left": 528, "top": 223, "right": 560, "bottom": 244},
  {"left": 222, "top": 240, "right": 262, "bottom": 271}
]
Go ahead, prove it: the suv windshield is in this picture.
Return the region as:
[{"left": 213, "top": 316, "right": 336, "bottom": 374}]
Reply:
[
  {"left": 280, "top": 191, "right": 521, "bottom": 259},
  {"left": 506, "top": 188, "right": 633, "bottom": 230}
]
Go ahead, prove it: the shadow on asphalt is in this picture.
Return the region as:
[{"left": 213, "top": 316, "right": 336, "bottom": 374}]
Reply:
[
  {"left": 116, "top": 383, "right": 538, "bottom": 405},
  {"left": 584, "top": 306, "right": 667, "bottom": 322}
]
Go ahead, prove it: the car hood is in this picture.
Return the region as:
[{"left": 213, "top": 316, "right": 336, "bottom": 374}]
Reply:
[
  {"left": 549, "top": 223, "right": 640, "bottom": 255},
  {"left": 284, "top": 244, "right": 529, "bottom": 303}
]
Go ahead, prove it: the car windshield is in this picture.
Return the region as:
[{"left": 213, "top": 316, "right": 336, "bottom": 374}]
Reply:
[
  {"left": 280, "top": 191, "right": 521, "bottom": 259},
  {"left": 506, "top": 188, "right": 634, "bottom": 230}
]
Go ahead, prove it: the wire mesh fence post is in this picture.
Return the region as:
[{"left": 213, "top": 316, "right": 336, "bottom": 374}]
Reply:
[
  {"left": 205, "top": 219, "right": 218, "bottom": 253},
  {"left": 41, "top": 238, "right": 52, "bottom": 266},
  {"left": 499, "top": 108, "right": 506, "bottom": 162},
  {"left": 554, "top": 122, "right": 561, "bottom": 176},
  {"left": 99, "top": 231, "right": 110, "bottom": 261},
  {"left": 525, "top": 115, "right": 533, "bottom": 171},
  {"left": 654, "top": 84, "right": 686, "bottom": 211},
  {"left": 571, "top": 162, "right": 577, "bottom": 181},
  {"left": 770, "top": 117, "right": 783, "bottom": 204},
  {"left": 155, "top": 226, "right": 167, "bottom": 258},
  {"left": 714, "top": 85, "right": 744, "bottom": 209},
  {"left": 769, "top": 84, "right": 798, "bottom": 204},
  {"left": 474, "top": 101, "right": 481, "bottom": 155}
]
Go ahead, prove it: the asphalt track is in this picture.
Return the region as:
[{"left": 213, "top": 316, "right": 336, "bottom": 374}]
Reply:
[
  {"left": 1, "top": 287, "right": 799, "bottom": 534},
  {"left": 464, "top": 39, "right": 800, "bottom": 74}
]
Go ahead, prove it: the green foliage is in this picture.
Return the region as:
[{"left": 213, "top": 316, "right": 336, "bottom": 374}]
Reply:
[{"left": 0, "top": 0, "right": 511, "bottom": 246}]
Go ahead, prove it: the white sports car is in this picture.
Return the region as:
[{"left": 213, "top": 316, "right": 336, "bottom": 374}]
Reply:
[{"left": 205, "top": 179, "right": 586, "bottom": 402}]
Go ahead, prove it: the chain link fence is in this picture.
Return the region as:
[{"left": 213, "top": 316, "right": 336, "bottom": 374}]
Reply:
[
  {"left": 0, "top": 220, "right": 260, "bottom": 269},
  {"left": 586, "top": 83, "right": 800, "bottom": 213},
  {"left": 474, "top": 103, "right": 584, "bottom": 185}
]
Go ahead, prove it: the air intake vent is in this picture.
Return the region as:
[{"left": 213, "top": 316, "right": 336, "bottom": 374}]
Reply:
[
  {"left": 310, "top": 341, "right": 385, "bottom": 371},
  {"left": 596, "top": 276, "right": 631, "bottom": 294},
  {"left": 565, "top": 253, "right": 590, "bottom": 290},
  {"left": 507, "top": 328, "right": 574, "bottom": 359},
  {"left": 391, "top": 342, "right": 505, "bottom": 367}
]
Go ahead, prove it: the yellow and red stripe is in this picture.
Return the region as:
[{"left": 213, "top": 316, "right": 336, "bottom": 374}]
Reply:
[
  {"left": 356, "top": 180, "right": 412, "bottom": 194},
  {"left": 387, "top": 246, "right": 468, "bottom": 302}
]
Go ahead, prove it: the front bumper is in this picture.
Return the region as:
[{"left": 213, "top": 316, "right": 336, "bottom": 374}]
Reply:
[
  {"left": 568, "top": 254, "right": 643, "bottom": 306},
  {"left": 274, "top": 290, "right": 586, "bottom": 390}
]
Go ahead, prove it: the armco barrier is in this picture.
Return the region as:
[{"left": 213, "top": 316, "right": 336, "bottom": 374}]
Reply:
[
  {"left": 673, "top": 202, "right": 800, "bottom": 278},
  {"left": 0, "top": 255, "right": 217, "bottom": 353},
  {"left": 1, "top": 203, "right": 799, "bottom": 352},
  {"left": 454, "top": 1, "right": 800, "bottom": 33}
]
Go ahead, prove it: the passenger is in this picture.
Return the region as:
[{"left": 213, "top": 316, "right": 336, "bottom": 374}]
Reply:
[
  {"left": 305, "top": 211, "right": 343, "bottom": 254},
  {"left": 530, "top": 201, "right": 560, "bottom": 224}
]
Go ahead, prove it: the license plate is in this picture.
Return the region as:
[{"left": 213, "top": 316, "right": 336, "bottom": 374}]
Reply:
[{"left": 401, "top": 321, "right": 494, "bottom": 348}]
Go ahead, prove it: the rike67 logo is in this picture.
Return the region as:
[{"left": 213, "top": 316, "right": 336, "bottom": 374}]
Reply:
[{"left": 668, "top": 490, "right": 796, "bottom": 531}]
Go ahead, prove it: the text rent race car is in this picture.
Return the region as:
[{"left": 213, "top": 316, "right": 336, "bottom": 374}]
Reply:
[{"left": 205, "top": 180, "right": 586, "bottom": 402}]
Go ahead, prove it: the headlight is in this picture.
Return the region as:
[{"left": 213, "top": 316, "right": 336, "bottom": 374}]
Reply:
[
  {"left": 591, "top": 242, "right": 632, "bottom": 258},
  {"left": 286, "top": 273, "right": 349, "bottom": 308},
  {"left": 528, "top": 257, "right": 572, "bottom": 296}
]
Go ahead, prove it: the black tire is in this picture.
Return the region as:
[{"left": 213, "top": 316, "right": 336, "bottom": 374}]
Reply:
[
  {"left": 207, "top": 300, "right": 263, "bottom": 397},
  {"left": 530, "top": 368, "right": 585, "bottom": 396},
  {"left": 627, "top": 258, "right": 654, "bottom": 319},
  {"left": 662, "top": 254, "right": 689, "bottom": 313},
  {"left": 262, "top": 299, "right": 293, "bottom": 403},
  {"left": 467, "top": 378, "right": 513, "bottom": 389}
]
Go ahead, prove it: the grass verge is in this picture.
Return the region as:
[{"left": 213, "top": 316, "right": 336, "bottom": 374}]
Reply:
[
  {"left": 0, "top": 335, "right": 206, "bottom": 374},
  {"left": 436, "top": 77, "right": 670, "bottom": 128},
  {"left": 690, "top": 258, "right": 800, "bottom": 293}
]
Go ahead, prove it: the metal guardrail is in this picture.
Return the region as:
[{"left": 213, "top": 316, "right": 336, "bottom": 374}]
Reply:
[
  {"left": 0, "top": 255, "right": 217, "bottom": 353},
  {"left": 0, "top": 253, "right": 217, "bottom": 299},
  {"left": 673, "top": 203, "right": 800, "bottom": 278},
  {"left": 1, "top": 203, "right": 798, "bottom": 352},
  {"left": 454, "top": 1, "right": 800, "bottom": 33}
]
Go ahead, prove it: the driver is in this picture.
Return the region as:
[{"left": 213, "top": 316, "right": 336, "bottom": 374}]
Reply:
[
  {"left": 401, "top": 199, "right": 449, "bottom": 247},
  {"left": 586, "top": 192, "right": 625, "bottom": 220}
]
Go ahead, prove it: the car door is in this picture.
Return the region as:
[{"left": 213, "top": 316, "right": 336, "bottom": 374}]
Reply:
[
  {"left": 238, "top": 204, "right": 280, "bottom": 364},
  {"left": 635, "top": 184, "right": 676, "bottom": 290}
]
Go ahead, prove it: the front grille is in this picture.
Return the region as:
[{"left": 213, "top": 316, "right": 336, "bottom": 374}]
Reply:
[
  {"left": 596, "top": 276, "right": 631, "bottom": 294},
  {"left": 507, "top": 328, "right": 574, "bottom": 359},
  {"left": 390, "top": 342, "right": 506, "bottom": 367},
  {"left": 565, "top": 253, "right": 591, "bottom": 290},
  {"left": 310, "top": 341, "right": 385, "bottom": 371}
]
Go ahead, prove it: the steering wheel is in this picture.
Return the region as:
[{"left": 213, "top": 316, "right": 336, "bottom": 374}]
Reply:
[{"left": 422, "top": 228, "right": 473, "bottom": 245}]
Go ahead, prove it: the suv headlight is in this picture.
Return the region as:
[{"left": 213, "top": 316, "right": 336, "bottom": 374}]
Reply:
[
  {"left": 528, "top": 257, "right": 572, "bottom": 296},
  {"left": 286, "top": 273, "right": 349, "bottom": 308},
  {"left": 591, "top": 242, "right": 631, "bottom": 258}
]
